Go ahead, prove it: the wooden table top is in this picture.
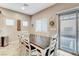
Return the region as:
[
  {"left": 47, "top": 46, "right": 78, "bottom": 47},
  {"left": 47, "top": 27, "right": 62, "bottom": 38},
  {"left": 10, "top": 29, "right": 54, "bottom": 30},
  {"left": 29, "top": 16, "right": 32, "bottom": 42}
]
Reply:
[{"left": 30, "top": 34, "right": 50, "bottom": 49}]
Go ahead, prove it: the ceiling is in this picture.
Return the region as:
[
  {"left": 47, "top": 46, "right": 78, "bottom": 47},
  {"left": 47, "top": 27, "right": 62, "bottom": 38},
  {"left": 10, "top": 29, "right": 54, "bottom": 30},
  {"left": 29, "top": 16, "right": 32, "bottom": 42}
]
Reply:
[{"left": 0, "top": 3, "right": 55, "bottom": 15}]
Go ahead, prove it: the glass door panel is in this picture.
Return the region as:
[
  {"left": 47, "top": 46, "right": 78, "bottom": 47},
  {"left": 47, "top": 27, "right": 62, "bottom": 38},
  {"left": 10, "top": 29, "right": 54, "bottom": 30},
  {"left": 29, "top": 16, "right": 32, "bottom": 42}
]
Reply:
[
  {"left": 60, "top": 13, "right": 76, "bottom": 53},
  {"left": 78, "top": 13, "right": 79, "bottom": 53}
]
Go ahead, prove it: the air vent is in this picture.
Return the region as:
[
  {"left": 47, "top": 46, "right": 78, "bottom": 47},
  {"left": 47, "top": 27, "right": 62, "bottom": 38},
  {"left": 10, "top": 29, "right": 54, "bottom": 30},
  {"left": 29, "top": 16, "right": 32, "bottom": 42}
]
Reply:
[
  {"left": 21, "top": 4, "right": 29, "bottom": 10},
  {"left": 24, "top": 4, "right": 28, "bottom": 7}
]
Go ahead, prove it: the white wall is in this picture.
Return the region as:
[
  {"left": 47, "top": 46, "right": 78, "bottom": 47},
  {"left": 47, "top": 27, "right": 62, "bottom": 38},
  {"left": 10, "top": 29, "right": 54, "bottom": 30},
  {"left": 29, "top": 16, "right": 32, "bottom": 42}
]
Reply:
[{"left": 0, "top": 7, "right": 31, "bottom": 42}]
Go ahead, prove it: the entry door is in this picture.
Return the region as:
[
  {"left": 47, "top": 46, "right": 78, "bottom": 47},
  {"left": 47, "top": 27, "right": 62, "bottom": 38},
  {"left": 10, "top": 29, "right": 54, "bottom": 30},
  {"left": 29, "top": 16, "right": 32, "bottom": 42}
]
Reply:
[{"left": 59, "top": 13, "right": 77, "bottom": 53}]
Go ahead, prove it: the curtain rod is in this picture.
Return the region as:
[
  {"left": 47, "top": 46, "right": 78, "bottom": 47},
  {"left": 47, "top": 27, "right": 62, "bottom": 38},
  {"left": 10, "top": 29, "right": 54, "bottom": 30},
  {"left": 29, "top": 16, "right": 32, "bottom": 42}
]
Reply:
[{"left": 56, "top": 6, "right": 79, "bottom": 15}]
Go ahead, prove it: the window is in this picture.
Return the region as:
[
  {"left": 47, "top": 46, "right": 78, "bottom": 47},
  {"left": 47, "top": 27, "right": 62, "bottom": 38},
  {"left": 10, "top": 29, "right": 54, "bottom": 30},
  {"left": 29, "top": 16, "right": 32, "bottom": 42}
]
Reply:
[
  {"left": 22, "top": 21, "right": 28, "bottom": 27},
  {"left": 35, "top": 18, "right": 48, "bottom": 32},
  {"left": 6, "top": 19, "right": 15, "bottom": 26},
  {"left": 35, "top": 20, "right": 42, "bottom": 32}
]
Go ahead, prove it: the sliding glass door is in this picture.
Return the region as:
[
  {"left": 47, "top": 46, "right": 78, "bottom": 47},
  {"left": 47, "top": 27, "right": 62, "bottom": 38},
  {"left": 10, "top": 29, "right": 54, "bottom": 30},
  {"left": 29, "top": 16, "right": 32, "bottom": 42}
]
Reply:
[
  {"left": 59, "top": 13, "right": 77, "bottom": 54},
  {"left": 78, "top": 13, "right": 79, "bottom": 54}
]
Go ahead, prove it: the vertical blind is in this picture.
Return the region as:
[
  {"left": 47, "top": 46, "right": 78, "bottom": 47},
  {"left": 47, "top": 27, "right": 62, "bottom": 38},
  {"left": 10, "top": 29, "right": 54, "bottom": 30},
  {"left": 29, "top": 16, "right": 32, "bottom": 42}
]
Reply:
[{"left": 35, "top": 18, "right": 48, "bottom": 32}]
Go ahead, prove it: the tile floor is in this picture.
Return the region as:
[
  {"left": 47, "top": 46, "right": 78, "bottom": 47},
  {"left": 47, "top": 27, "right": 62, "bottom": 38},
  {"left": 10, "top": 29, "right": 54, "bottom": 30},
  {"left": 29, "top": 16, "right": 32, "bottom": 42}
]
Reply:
[
  {"left": 0, "top": 40, "right": 20, "bottom": 56},
  {"left": 0, "top": 41, "right": 75, "bottom": 56},
  {"left": 57, "top": 50, "right": 74, "bottom": 56}
]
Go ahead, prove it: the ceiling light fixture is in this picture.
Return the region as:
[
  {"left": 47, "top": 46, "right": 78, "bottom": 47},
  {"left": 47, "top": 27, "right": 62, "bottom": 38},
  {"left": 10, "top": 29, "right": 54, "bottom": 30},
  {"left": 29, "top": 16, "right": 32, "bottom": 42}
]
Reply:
[
  {"left": 22, "top": 7, "right": 25, "bottom": 10},
  {"left": 21, "top": 3, "right": 28, "bottom": 10}
]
